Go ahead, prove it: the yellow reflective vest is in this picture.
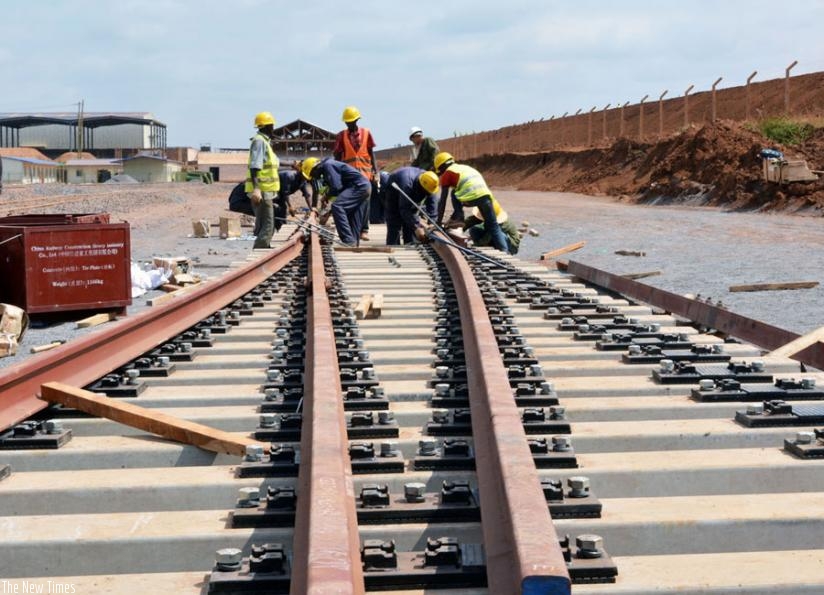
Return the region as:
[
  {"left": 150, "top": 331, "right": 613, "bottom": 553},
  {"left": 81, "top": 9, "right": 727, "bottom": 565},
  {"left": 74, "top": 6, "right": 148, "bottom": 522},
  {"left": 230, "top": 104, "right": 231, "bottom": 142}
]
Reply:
[
  {"left": 245, "top": 133, "right": 280, "bottom": 193},
  {"left": 448, "top": 163, "right": 492, "bottom": 203}
]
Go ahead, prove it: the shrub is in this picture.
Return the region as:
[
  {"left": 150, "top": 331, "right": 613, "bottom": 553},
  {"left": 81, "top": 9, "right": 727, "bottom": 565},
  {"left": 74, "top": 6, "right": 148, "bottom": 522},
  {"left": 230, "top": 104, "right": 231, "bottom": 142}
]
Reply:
[{"left": 752, "top": 117, "right": 815, "bottom": 146}]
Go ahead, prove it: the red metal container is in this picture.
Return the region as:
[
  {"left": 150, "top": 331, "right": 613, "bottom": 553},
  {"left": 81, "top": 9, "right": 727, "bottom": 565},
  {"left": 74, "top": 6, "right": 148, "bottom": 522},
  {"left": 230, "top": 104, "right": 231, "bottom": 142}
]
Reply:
[
  {"left": 0, "top": 214, "right": 111, "bottom": 226},
  {"left": 0, "top": 215, "right": 131, "bottom": 314}
]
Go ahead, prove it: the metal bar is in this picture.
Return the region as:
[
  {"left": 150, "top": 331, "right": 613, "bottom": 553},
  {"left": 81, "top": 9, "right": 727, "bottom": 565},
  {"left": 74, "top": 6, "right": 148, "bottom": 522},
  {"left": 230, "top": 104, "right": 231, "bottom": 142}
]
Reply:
[
  {"left": 0, "top": 237, "right": 305, "bottom": 433},
  {"left": 566, "top": 260, "right": 813, "bottom": 359},
  {"left": 290, "top": 228, "right": 364, "bottom": 593},
  {"left": 434, "top": 233, "right": 571, "bottom": 594}
]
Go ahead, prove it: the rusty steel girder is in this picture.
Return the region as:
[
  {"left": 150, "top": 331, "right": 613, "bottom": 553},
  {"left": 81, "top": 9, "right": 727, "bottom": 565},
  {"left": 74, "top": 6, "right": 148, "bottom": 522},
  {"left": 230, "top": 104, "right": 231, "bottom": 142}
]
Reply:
[
  {"left": 434, "top": 236, "right": 571, "bottom": 594},
  {"left": 0, "top": 237, "right": 305, "bottom": 433},
  {"left": 566, "top": 260, "right": 824, "bottom": 370},
  {"left": 290, "top": 230, "right": 364, "bottom": 594}
]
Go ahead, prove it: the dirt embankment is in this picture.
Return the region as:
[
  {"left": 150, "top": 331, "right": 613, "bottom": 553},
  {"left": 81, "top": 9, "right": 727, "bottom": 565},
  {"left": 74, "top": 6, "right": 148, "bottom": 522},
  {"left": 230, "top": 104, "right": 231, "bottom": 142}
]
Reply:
[{"left": 468, "top": 121, "right": 824, "bottom": 214}]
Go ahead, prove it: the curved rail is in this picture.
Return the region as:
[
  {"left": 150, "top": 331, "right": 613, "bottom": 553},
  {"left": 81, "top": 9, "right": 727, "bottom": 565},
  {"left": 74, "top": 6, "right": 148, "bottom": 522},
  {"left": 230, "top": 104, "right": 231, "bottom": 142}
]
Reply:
[
  {"left": 0, "top": 235, "right": 305, "bottom": 432},
  {"left": 433, "top": 234, "right": 572, "bottom": 594},
  {"left": 290, "top": 224, "right": 364, "bottom": 593}
]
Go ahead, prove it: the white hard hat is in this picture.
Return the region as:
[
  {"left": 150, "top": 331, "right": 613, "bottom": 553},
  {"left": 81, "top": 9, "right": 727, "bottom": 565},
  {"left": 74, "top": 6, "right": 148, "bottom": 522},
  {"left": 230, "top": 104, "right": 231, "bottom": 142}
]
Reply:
[{"left": 409, "top": 126, "right": 423, "bottom": 139}]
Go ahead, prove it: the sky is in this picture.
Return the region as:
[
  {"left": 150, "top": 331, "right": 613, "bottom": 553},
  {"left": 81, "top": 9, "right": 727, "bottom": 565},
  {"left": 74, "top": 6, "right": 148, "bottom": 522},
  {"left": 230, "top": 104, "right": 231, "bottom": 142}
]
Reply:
[{"left": 2, "top": 0, "right": 824, "bottom": 150}]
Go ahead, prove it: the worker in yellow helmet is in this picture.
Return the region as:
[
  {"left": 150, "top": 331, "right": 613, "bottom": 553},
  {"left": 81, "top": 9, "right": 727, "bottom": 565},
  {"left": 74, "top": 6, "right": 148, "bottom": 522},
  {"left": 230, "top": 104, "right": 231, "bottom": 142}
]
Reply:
[
  {"left": 334, "top": 106, "right": 378, "bottom": 241},
  {"left": 463, "top": 197, "right": 520, "bottom": 255},
  {"left": 245, "top": 111, "right": 280, "bottom": 249},
  {"left": 434, "top": 152, "right": 509, "bottom": 253},
  {"left": 383, "top": 167, "right": 439, "bottom": 245}
]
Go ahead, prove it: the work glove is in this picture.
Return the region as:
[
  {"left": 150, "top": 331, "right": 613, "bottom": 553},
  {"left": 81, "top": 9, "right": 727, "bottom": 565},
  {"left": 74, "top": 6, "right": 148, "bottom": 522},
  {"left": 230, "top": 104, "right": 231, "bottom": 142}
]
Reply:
[
  {"left": 288, "top": 205, "right": 297, "bottom": 217},
  {"left": 249, "top": 187, "right": 262, "bottom": 206},
  {"left": 374, "top": 173, "right": 381, "bottom": 192}
]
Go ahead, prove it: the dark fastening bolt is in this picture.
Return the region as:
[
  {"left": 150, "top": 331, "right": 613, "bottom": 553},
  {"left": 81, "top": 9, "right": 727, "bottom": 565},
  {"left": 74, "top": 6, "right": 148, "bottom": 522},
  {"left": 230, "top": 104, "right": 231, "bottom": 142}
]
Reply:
[
  {"left": 361, "top": 539, "right": 398, "bottom": 570},
  {"left": 522, "top": 408, "right": 546, "bottom": 423},
  {"left": 424, "top": 537, "right": 461, "bottom": 567},
  {"left": 443, "top": 438, "right": 470, "bottom": 457},
  {"left": 404, "top": 482, "right": 426, "bottom": 503},
  {"left": 350, "top": 412, "right": 374, "bottom": 427},
  {"left": 266, "top": 486, "right": 296, "bottom": 510},
  {"left": 552, "top": 436, "right": 572, "bottom": 452},
  {"left": 541, "top": 478, "right": 564, "bottom": 501},
  {"left": 360, "top": 484, "right": 390, "bottom": 507},
  {"left": 250, "top": 543, "right": 286, "bottom": 574},
  {"left": 269, "top": 444, "right": 296, "bottom": 462},
  {"left": 349, "top": 442, "right": 375, "bottom": 459},
  {"left": 441, "top": 480, "right": 472, "bottom": 505},
  {"left": 528, "top": 438, "right": 550, "bottom": 454}
]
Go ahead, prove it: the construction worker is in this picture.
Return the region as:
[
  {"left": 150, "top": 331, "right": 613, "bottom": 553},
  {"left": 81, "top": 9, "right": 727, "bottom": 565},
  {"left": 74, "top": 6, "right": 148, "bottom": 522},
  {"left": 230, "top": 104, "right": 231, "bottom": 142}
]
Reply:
[
  {"left": 463, "top": 199, "right": 520, "bottom": 255},
  {"left": 334, "top": 105, "right": 378, "bottom": 240},
  {"left": 246, "top": 111, "right": 280, "bottom": 249},
  {"left": 274, "top": 165, "right": 314, "bottom": 231},
  {"left": 384, "top": 168, "right": 439, "bottom": 245},
  {"left": 434, "top": 151, "right": 509, "bottom": 253},
  {"left": 301, "top": 156, "right": 370, "bottom": 247},
  {"left": 409, "top": 126, "right": 440, "bottom": 172}
]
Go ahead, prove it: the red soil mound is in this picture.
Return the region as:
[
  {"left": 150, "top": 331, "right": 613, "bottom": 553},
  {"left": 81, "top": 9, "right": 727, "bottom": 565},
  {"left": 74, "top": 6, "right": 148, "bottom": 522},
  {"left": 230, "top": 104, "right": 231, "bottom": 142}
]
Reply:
[{"left": 469, "top": 121, "right": 824, "bottom": 214}]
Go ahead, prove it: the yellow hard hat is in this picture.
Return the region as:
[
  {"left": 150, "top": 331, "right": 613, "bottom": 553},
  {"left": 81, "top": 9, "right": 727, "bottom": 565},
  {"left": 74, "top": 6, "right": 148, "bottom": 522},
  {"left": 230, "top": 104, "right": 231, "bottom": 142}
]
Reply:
[
  {"left": 418, "top": 171, "right": 439, "bottom": 195},
  {"left": 433, "top": 151, "right": 454, "bottom": 173},
  {"left": 301, "top": 157, "right": 319, "bottom": 180},
  {"left": 254, "top": 111, "right": 275, "bottom": 128},
  {"left": 342, "top": 106, "right": 361, "bottom": 123}
]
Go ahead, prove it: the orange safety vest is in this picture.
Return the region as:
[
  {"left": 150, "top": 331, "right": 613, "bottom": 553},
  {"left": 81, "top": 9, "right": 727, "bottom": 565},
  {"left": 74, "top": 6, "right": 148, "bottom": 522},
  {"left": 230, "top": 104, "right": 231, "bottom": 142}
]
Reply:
[{"left": 341, "top": 127, "right": 374, "bottom": 181}]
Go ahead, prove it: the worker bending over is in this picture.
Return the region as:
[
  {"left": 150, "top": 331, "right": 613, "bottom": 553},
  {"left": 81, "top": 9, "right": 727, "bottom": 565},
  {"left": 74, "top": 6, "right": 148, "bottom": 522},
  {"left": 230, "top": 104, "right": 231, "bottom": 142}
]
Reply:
[
  {"left": 434, "top": 152, "right": 509, "bottom": 253},
  {"left": 335, "top": 105, "right": 378, "bottom": 240},
  {"left": 463, "top": 198, "right": 520, "bottom": 255},
  {"left": 274, "top": 165, "right": 313, "bottom": 231},
  {"left": 384, "top": 167, "right": 439, "bottom": 245},
  {"left": 301, "top": 157, "right": 370, "bottom": 247},
  {"left": 246, "top": 111, "right": 280, "bottom": 249}
]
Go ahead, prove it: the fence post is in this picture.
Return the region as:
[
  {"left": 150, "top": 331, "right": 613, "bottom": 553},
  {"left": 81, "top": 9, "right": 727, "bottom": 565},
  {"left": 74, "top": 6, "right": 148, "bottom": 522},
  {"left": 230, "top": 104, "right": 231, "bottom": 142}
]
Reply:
[
  {"left": 620, "top": 101, "right": 629, "bottom": 137},
  {"left": 587, "top": 106, "right": 596, "bottom": 145},
  {"left": 548, "top": 115, "right": 555, "bottom": 150},
  {"left": 658, "top": 90, "right": 668, "bottom": 137},
  {"left": 602, "top": 104, "right": 611, "bottom": 139},
  {"left": 639, "top": 94, "right": 649, "bottom": 140},
  {"left": 711, "top": 77, "right": 723, "bottom": 122},
  {"left": 561, "top": 112, "right": 568, "bottom": 146},
  {"left": 574, "top": 108, "right": 582, "bottom": 145},
  {"left": 785, "top": 60, "right": 798, "bottom": 114},
  {"left": 683, "top": 84, "right": 694, "bottom": 129},
  {"left": 746, "top": 71, "right": 757, "bottom": 120}
]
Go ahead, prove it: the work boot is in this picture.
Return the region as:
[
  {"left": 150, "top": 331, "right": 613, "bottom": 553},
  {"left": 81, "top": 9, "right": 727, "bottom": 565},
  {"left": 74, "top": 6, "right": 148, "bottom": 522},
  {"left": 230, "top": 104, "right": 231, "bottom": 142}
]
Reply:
[{"left": 360, "top": 231, "right": 370, "bottom": 241}]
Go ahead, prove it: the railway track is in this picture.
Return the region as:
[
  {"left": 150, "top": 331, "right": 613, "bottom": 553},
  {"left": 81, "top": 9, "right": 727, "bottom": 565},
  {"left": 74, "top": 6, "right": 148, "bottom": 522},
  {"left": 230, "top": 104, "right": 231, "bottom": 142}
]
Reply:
[{"left": 0, "top": 220, "right": 823, "bottom": 593}]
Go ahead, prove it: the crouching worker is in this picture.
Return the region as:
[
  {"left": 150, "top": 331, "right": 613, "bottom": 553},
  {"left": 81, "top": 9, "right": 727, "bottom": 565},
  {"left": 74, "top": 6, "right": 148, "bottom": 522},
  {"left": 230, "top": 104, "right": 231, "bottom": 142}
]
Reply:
[
  {"left": 434, "top": 152, "right": 509, "bottom": 254},
  {"left": 301, "top": 157, "right": 370, "bottom": 247},
  {"left": 384, "top": 168, "right": 439, "bottom": 245},
  {"left": 463, "top": 198, "right": 520, "bottom": 255}
]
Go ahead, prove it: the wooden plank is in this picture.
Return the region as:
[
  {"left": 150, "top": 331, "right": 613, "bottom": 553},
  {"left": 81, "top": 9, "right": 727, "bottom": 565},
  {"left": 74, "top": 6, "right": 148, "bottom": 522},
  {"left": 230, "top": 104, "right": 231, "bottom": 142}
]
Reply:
[
  {"left": 75, "top": 312, "right": 117, "bottom": 329},
  {"left": 160, "top": 283, "right": 184, "bottom": 293},
  {"left": 39, "top": 382, "right": 265, "bottom": 456},
  {"left": 30, "top": 340, "right": 65, "bottom": 354},
  {"left": 771, "top": 325, "right": 824, "bottom": 359},
  {"left": 540, "top": 241, "right": 585, "bottom": 260},
  {"left": 729, "top": 281, "right": 819, "bottom": 293},
  {"left": 354, "top": 294, "right": 373, "bottom": 320},
  {"left": 622, "top": 270, "right": 661, "bottom": 280},
  {"left": 368, "top": 294, "right": 384, "bottom": 318}
]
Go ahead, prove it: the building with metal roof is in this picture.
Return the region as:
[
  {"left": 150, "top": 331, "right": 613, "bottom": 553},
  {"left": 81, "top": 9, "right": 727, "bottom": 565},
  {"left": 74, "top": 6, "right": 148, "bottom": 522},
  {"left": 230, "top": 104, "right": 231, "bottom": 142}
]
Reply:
[{"left": 0, "top": 112, "right": 167, "bottom": 159}]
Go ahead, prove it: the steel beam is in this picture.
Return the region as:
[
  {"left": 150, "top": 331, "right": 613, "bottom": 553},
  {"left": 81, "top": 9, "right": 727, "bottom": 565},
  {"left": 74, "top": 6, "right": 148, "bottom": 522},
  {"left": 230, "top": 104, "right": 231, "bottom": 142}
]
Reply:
[
  {"left": 290, "top": 231, "right": 364, "bottom": 594},
  {"left": 0, "top": 237, "right": 305, "bottom": 433},
  {"left": 566, "top": 261, "right": 824, "bottom": 370},
  {"left": 435, "top": 236, "right": 571, "bottom": 594}
]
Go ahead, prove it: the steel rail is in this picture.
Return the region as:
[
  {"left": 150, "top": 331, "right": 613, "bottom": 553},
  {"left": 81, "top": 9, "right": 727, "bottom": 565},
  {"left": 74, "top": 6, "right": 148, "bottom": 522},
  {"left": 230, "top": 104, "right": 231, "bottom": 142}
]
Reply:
[
  {"left": 433, "top": 233, "right": 571, "bottom": 594},
  {"left": 0, "top": 235, "right": 305, "bottom": 432},
  {"left": 565, "top": 260, "right": 824, "bottom": 369},
  {"left": 290, "top": 226, "right": 364, "bottom": 593}
]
